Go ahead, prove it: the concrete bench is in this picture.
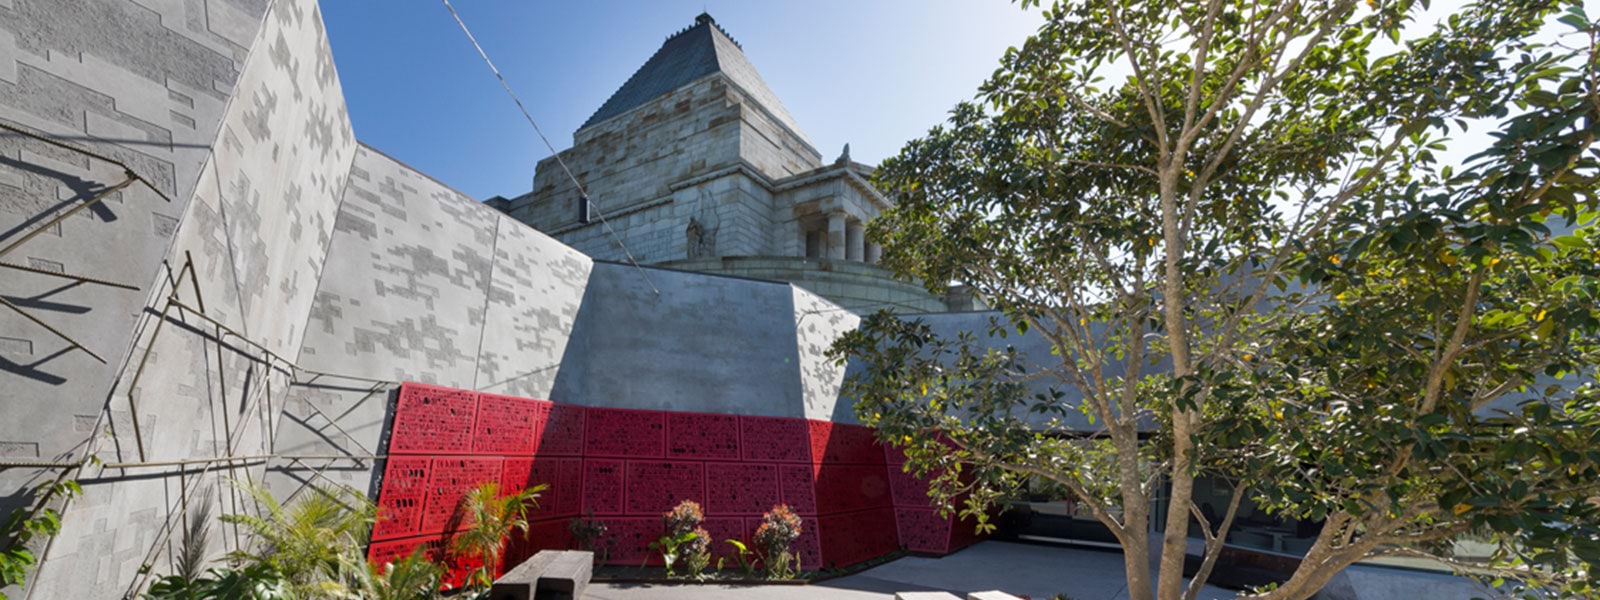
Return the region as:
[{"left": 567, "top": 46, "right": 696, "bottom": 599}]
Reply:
[
  {"left": 490, "top": 550, "right": 593, "bottom": 600},
  {"left": 894, "top": 593, "right": 963, "bottom": 600},
  {"left": 968, "top": 592, "right": 1026, "bottom": 600}
]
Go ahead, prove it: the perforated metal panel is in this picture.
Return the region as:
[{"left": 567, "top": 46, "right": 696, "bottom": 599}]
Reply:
[
  {"left": 888, "top": 464, "right": 934, "bottom": 508},
  {"left": 372, "top": 457, "right": 431, "bottom": 540},
  {"left": 817, "top": 508, "right": 898, "bottom": 568},
  {"left": 894, "top": 507, "right": 952, "bottom": 553},
  {"left": 809, "top": 421, "right": 884, "bottom": 465},
  {"left": 813, "top": 464, "right": 893, "bottom": 515},
  {"left": 582, "top": 459, "right": 626, "bottom": 515},
  {"left": 585, "top": 407, "right": 664, "bottom": 458},
  {"left": 666, "top": 412, "right": 740, "bottom": 460},
  {"left": 420, "top": 457, "right": 503, "bottom": 534},
  {"left": 536, "top": 401, "right": 585, "bottom": 456},
  {"left": 624, "top": 460, "right": 705, "bottom": 515},
  {"left": 473, "top": 392, "right": 540, "bottom": 455},
  {"left": 390, "top": 382, "right": 479, "bottom": 454},
  {"left": 739, "top": 416, "right": 812, "bottom": 462},
  {"left": 778, "top": 464, "right": 819, "bottom": 515},
  {"left": 705, "top": 462, "right": 779, "bottom": 515}
]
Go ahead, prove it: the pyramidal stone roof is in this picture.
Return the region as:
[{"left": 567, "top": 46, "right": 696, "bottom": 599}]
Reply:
[{"left": 578, "top": 13, "right": 812, "bottom": 147}]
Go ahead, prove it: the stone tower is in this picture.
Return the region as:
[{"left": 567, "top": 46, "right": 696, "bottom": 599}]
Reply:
[{"left": 493, "top": 13, "right": 976, "bottom": 313}]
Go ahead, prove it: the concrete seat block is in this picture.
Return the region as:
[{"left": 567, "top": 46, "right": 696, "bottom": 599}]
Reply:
[
  {"left": 894, "top": 593, "right": 963, "bottom": 600},
  {"left": 491, "top": 550, "right": 593, "bottom": 600},
  {"left": 968, "top": 592, "right": 1027, "bottom": 600}
]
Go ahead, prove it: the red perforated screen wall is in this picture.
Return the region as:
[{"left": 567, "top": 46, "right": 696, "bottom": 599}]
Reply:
[{"left": 368, "top": 382, "right": 982, "bottom": 582}]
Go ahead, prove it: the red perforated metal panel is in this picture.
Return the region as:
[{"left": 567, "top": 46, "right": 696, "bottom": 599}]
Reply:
[
  {"left": 666, "top": 412, "right": 740, "bottom": 460},
  {"left": 391, "top": 383, "right": 479, "bottom": 454},
  {"left": 779, "top": 464, "right": 819, "bottom": 515},
  {"left": 704, "top": 463, "right": 780, "bottom": 515},
  {"left": 888, "top": 464, "right": 935, "bottom": 508},
  {"left": 894, "top": 508, "right": 952, "bottom": 553},
  {"left": 813, "top": 464, "right": 893, "bottom": 515},
  {"left": 624, "top": 460, "right": 705, "bottom": 515},
  {"left": 701, "top": 517, "right": 747, "bottom": 560},
  {"left": 535, "top": 401, "right": 584, "bottom": 456},
  {"left": 947, "top": 511, "right": 984, "bottom": 553},
  {"left": 602, "top": 517, "right": 665, "bottom": 565},
  {"left": 505, "top": 519, "right": 576, "bottom": 569},
  {"left": 585, "top": 408, "right": 665, "bottom": 458},
  {"left": 739, "top": 416, "right": 812, "bottom": 463},
  {"left": 582, "top": 459, "right": 625, "bottom": 515},
  {"left": 472, "top": 392, "right": 540, "bottom": 455},
  {"left": 420, "top": 457, "right": 503, "bottom": 534},
  {"left": 817, "top": 508, "right": 898, "bottom": 569},
  {"left": 809, "top": 421, "right": 884, "bottom": 465},
  {"left": 503, "top": 457, "right": 583, "bottom": 519},
  {"left": 372, "top": 457, "right": 431, "bottom": 540}
]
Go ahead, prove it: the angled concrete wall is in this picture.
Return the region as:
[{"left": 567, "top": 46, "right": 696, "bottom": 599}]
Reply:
[
  {"left": 0, "top": 0, "right": 270, "bottom": 491},
  {"left": 32, "top": 0, "right": 356, "bottom": 594}
]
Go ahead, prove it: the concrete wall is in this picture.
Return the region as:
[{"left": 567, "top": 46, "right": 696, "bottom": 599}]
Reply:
[
  {"left": 0, "top": 0, "right": 270, "bottom": 487},
  {"left": 13, "top": 0, "right": 358, "bottom": 596},
  {"left": 550, "top": 262, "right": 805, "bottom": 416}
]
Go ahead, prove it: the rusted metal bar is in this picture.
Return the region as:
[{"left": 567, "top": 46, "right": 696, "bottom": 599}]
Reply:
[
  {"left": 0, "top": 294, "right": 105, "bottom": 363},
  {"left": 0, "top": 453, "right": 382, "bottom": 470},
  {"left": 0, "top": 261, "right": 139, "bottom": 290},
  {"left": 0, "top": 176, "right": 136, "bottom": 258},
  {"left": 0, "top": 121, "right": 174, "bottom": 203},
  {"left": 182, "top": 251, "right": 206, "bottom": 314}
]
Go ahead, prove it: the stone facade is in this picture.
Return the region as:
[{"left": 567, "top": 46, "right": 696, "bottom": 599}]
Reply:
[{"left": 494, "top": 14, "right": 973, "bottom": 314}]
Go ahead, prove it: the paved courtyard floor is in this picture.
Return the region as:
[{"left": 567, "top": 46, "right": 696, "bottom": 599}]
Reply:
[{"left": 586, "top": 541, "right": 1235, "bottom": 600}]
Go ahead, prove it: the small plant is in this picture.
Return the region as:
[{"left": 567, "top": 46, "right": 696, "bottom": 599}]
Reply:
[
  {"left": 1, "top": 468, "right": 84, "bottom": 600},
  {"left": 752, "top": 504, "right": 802, "bottom": 580},
  {"left": 659, "top": 500, "right": 710, "bottom": 579},
  {"left": 451, "top": 481, "right": 545, "bottom": 591},
  {"left": 646, "top": 531, "right": 700, "bottom": 578},
  {"left": 568, "top": 511, "right": 610, "bottom": 565},
  {"left": 723, "top": 539, "right": 758, "bottom": 578},
  {"left": 221, "top": 481, "right": 374, "bottom": 597}
]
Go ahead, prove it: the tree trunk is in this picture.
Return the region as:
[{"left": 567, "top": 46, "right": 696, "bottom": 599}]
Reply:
[{"left": 1156, "top": 165, "right": 1198, "bottom": 600}]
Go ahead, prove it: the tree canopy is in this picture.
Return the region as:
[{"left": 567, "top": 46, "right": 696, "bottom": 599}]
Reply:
[{"left": 832, "top": 0, "right": 1600, "bottom": 598}]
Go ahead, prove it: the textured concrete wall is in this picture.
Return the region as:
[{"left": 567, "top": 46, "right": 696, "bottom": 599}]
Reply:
[
  {"left": 550, "top": 262, "right": 806, "bottom": 416},
  {"left": 16, "top": 0, "right": 358, "bottom": 597},
  {"left": 0, "top": 0, "right": 269, "bottom": 482},
  {"left": 664, "top": 256, "right": 951, "bottom": 314},
  {"left": 268, "top": 143, "right": 595, "bottom": 502}
]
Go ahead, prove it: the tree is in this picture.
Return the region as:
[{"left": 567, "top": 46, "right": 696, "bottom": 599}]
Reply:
[
  {"left": 831, "top": 0, "right": 1600, "bottom": 598},
  {"left": 220, "top": 482, "right": 375, "bottom": 597}
]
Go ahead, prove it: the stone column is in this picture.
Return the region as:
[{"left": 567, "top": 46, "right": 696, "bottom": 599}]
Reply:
[
  {"left": 846, "top": 220, "right": 865, "bottom": 262},
  {"left": 827, "top": 212, "right": 847, "bottom": 260},
  {"left": 866, "top": 242, "right": 882, "bottom": 264},
  {"left": 795, "top": 223, "right": 809, "bottom": 257}
]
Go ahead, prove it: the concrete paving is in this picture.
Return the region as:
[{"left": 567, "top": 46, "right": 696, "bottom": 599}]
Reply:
[{"left": 585, "top": 541, "right": 1235, "bottom": 600}]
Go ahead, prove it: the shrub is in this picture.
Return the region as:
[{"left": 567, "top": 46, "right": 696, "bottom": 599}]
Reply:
[
  {"left": 660, "top": 500, "right": 710, "bottom": 578},
  {"left": 568, "top": 512, "right": 609, "bottom": 564},
  {"left": 752, "top": 505, "right": 802, "bottom": 579}
]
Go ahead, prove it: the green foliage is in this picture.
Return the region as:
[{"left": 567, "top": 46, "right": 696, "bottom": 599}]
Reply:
[
  {"left": 723, "top": 539, "right": 759, "bottom": 578},
  {"left": 660, "top": 500, "right": 710, "bottom": 579},
  {"left": 145, "top": 564, "right": 290, "bottom": 600},
  {"left": 450, "top": 481, "right": 544, "bottom": 591},
  {"left": 646, "top": 531, "right": 701, "bottom": 578},
  {"left": 219, "top": 481, "right": 376, "bottom": 598},
  {"left": 0, "top": 465, "right": 85, "bottom": 600},
  {"left": 146, "top": 482, "right": 446, "bottom": 600},
  {"left": 835, "top": 0, "right": 1600, "bottom": 597}
]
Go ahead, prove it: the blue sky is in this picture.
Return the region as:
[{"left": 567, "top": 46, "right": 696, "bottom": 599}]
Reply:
[{"left": 319, "top": 1, "right": 1045, "bottom": 200}]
